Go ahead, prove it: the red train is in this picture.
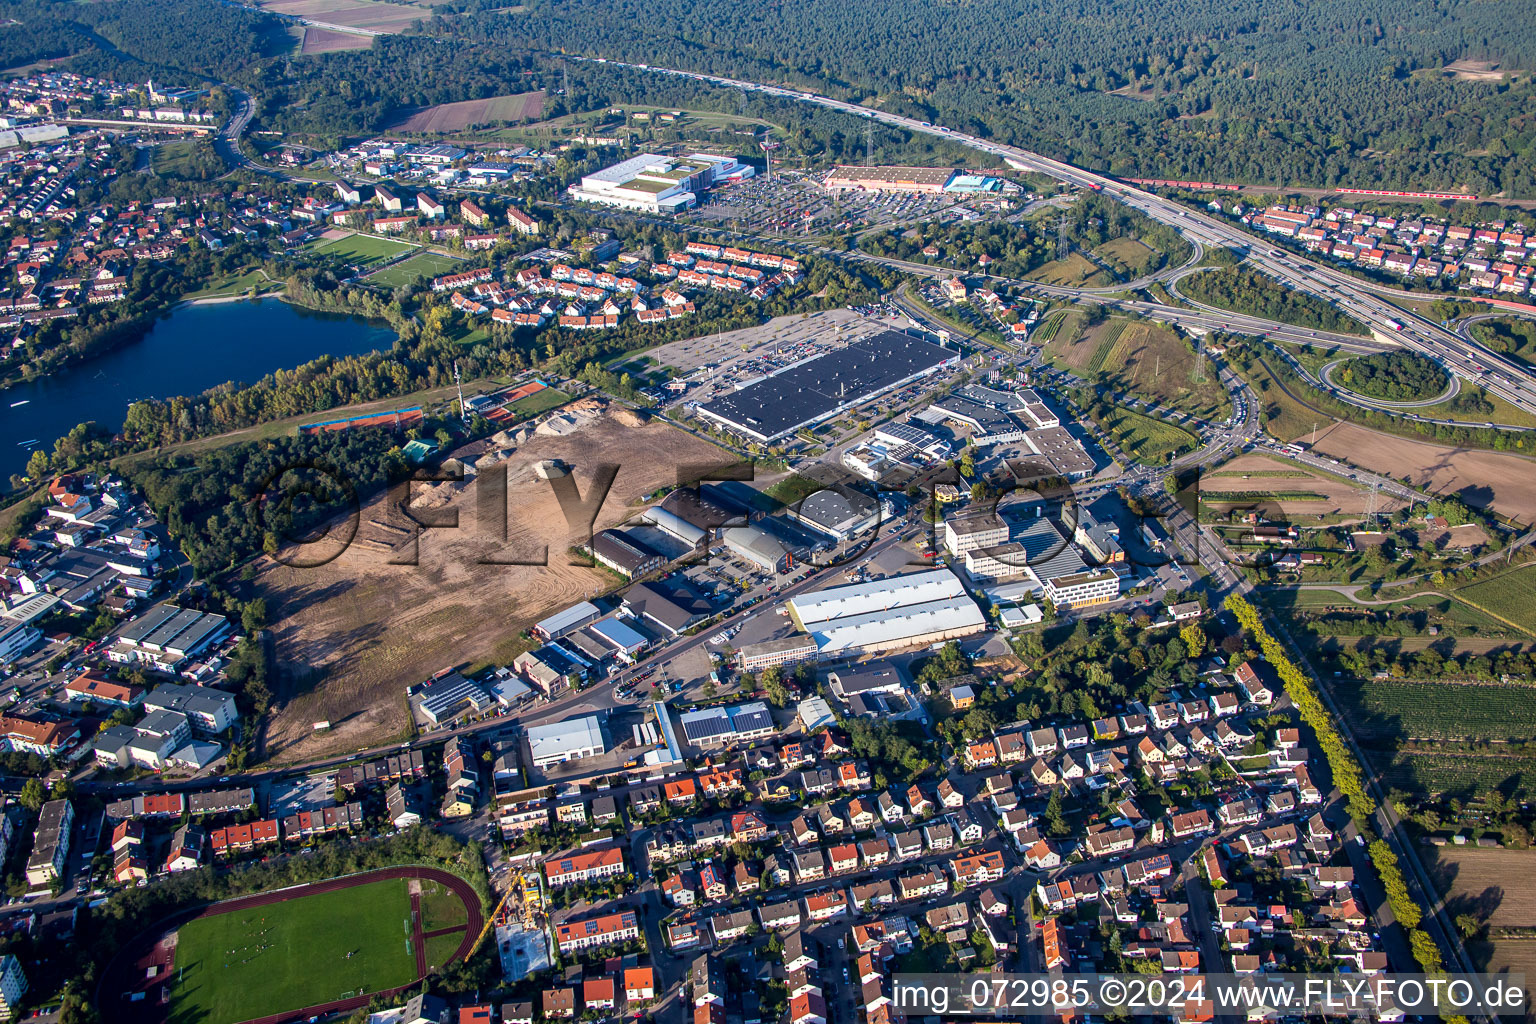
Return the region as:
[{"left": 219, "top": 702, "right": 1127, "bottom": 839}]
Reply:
[
  {"left": 1125, "top": 178, "right": 1242, "bottom": 192},
  {"left": 1334, "top": 187, "right": 1473, "bottom": 201}
]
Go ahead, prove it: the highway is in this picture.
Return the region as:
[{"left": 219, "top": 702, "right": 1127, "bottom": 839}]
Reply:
[{"left": 578, "top": 57, "right": 1536, "bottom": 416}]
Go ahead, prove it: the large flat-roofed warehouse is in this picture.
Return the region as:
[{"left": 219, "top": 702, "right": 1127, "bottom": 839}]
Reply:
[
  {"left": 696, "top": 330, "right": 958, "bottom": 444},
  {"left": 784, "top": 568, "right": 986, "bottom": 659},
  {"left": 527, "top": 715, "right": 608, "bottom": 769},
  {"left": 567, "top": 152, "right": 751, "bottom": 214},
  {"left": 824, "top": 166, "right": 958, "bottom": 193}
]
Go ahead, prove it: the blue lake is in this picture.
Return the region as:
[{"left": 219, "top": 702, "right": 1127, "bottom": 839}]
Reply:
[{"left": 1, "top": 297, "right": 396, "bottom": 479}]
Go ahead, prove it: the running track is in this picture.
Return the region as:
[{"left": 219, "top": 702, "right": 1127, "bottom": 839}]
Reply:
[{"left": 99, "top": 865, "right": 484, "bottom": 1024}]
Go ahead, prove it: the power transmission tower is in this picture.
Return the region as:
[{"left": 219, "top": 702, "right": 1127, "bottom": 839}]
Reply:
[
  {"left": 865, "top": 123, "right": 876, "bottom": 167},
  {"left": 1364, "top": 478, "right": 1381, "bottom": 529},
  {"left": 561, "top": 59, "right": 569, "bottom": 96},
  {"left": 1057, "top": 213, "right": 1070, "bottom": 257},
  {"left": 453, "top": 361, "right": 468, "bottom": 423},
  {"left": 1194, "top": 333, "right": 1207, "bottom": 383}
]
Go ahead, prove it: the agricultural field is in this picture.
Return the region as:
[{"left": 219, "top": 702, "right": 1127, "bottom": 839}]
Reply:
[
  {"left": 1383, "top": 752, "right": 1536, "bottom": 803},
  {"left": 1428, "top": 845, "right": 1536, "bottom": 984},
  {"left": 1040, "top": 313, "right": 1107, "bottom": 371},
  {"left": 255, "top": 0, "right": 431, "bottom": 33},
  {"left": 1198, "top": 452, "right": 1405, "bottom": 519},
  {"left": 300, "top": 26, "right": 372, "bottom": 53},
  {"left": 1308, "top": 421, "right": 1536, "bottom": 524},
  {"left": 1093, "top": 404, "right": 1198, "bottom": 465},
  {"left": 387, "top": 91, "right": 546, "bottom": 132},
  {"left": 366, "top": 250, "right": 467, "bottom": 288},
  {"left": 1456, "top": 566, "right": 1536, "bottom": 636},
  {"left": 307, "top": 231, "right": 417, "bottom": 271},
  {"left": 170, "top": 878, "right": 419, "bottom": 1024},
  {"left": 1333, "top": 678, "right": 1536, "bottom": 745},
  {"left": 1025, "top": 252, "right": 1114, "bottom": 288},
  {"left": 501, "top": 105, "right": 779, "bottom": 144},
  {"left": 257, "top": 402, "right": 733, "bottom": 761}
]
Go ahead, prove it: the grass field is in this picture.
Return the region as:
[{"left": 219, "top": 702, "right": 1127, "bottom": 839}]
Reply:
[
  {"left": 1231, "top": 349, "right": 1331, "bottom": 443},
  {"left": 182, "top": 268, "right": 282, "bottom": 300},
  {"left": 388, "top": 91, "right": 545, "bottom": 132},
  {"left": 1096, "top": 319, "right": 1231, "bottom": 419},
  {"left": 419, "top": 879, "right": 469, "bottom": 932},
  {"left": 150, "top": 139, "right": 220, "bottom": 180},
  {"left": 1026, "top": 253, "right": 1115, "bottom": 288},
  {"left": 1093, "top": 236, "right": 1161, "bottom": 277},
  {"left": 1094, "top": 405, "right": 1198, "bottom": 465},
  {"left": 170, "top": 879, "right": 418, "bottom": 1024},
  {"left": 367, "top": 250, "right": 467, "bottom": 288},
  {"left": 308, "top": 233, "right": 417, "bottom": 270},
  {"left": 507, "top": 386, "right": 571, "bottom": 416},
  {"left": 1456, "top": 566, "right": 1536, "bottom": 636}
]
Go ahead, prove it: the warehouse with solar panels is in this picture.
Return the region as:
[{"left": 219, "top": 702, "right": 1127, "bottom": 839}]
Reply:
[{"left": 677, "top": 700, "right": 777, "bottom": 748}]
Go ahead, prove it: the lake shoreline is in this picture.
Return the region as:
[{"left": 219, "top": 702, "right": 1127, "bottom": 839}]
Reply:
[{"left": 0, "top": 298, "right": 396, "bottom": 480}]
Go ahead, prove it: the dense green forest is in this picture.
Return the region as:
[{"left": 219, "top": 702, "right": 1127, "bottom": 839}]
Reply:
[
  {"left": 1333, "top": 351, "right": 1450, "bottom": 402},
  {"left": 428, "top": 0, "right": 1536, "bottom": 195},
  {"left": 126, "top": 430, "right": 411, "bottom": 576},
  {"left": 1470, "top": 317, "right": 1536, "bottom": 368},
  {"left": 1181, "top": 269, "right": 1369, "bottom": 335},
  {"left": 0, "top": 0, "right": 286, "bottom": 82},
  {"left": 15, "top": 0, "right": 1536, "bottom": 194}
]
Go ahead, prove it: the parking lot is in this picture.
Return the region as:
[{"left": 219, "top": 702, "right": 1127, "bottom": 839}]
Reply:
[
  {"left": 635, "top": 307, "right": 891, "bottom": 407},
  {"left": 692, "top": 170, "right": 963, "bottom": 235}
]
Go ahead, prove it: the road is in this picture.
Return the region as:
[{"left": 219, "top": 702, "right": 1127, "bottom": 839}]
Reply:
[{"left": 580, "top": 57, "right": 1536, "bottom": 416}]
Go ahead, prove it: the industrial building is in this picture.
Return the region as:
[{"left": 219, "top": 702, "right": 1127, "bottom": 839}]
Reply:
[
  {"left": 953, "top": 513, "right": 1122, "bottom": 610},
  {"left": 784, "top": 568, "right": 986, "bottom": 659},
  {"left": 721, "top": 525, "right": 795, "bottom": 574},
  {"left": 943, "top": 510, "right": 1010, "bottom": 557},
  {"left": 695, "top": 330, "right": 957, "bottom": 444},
  {"left": 823, "top": 165, "right": 1000, "bottom": 195},
  {"left": 567, "top": 153, "right": 752, "bottom": 214},
  {"left": 621, "top": 579, "right": 715, "bottom": 636},
  {"left": 793, "top": 488, "right": 884, "bottom": 541},
  {"left": 589, "top": 530, "right": 665, "bottom": 579},
  {"left": 527, "top": 715, "right": 608, "bottom": 769},
  {"left": 415, "top": 672, "right": 497, "bottom": 725},
  {"left": 109, "top": 604, "right": 230, "bottom": 669},
  {"left": 676, "top": 701, "right": 776, "bottom": 748},
  {"left": 825, "top": 165, "right": 959, "bottom": 193},
  {"left": 1016, "top": 427, "right": 1098, "bottom": 480},
  {"left": 738, "top": 634, "right": 819, "bottom": 672},
  {"left": 533, "top": 601, "right": 602, "bottom": 641}
]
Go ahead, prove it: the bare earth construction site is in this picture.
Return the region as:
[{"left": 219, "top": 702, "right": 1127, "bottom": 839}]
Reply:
[{"left": 256, "top": 401, "right": 731, "bottom": 762}]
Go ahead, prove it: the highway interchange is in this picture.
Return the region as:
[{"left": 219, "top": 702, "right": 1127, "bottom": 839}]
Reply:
[{"left": 580, "top": 57, "right": 1536, "bottom": 418}]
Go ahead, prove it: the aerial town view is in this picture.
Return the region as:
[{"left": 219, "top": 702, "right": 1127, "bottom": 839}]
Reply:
[{"left": 1, "top": 2, "right": 1535, "bottom": 1023}]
